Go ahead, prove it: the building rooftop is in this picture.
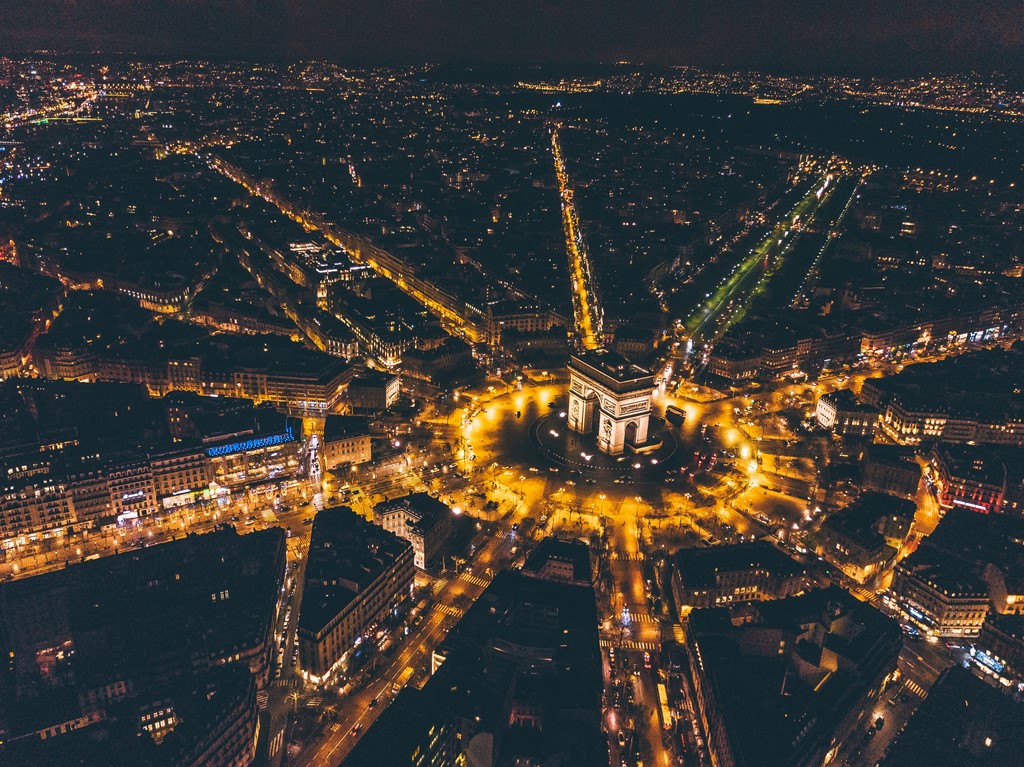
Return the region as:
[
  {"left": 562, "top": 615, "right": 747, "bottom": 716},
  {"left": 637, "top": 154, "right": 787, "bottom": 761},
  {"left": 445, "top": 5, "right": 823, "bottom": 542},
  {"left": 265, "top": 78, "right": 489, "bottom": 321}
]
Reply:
[
  {"left": 38, "top": 291, "right": 353, "bottom": 384},
  {"left": 349, "top": 369, "right": 399, "bottom": 388},
  {"left": 569, "top": 348, "right": 653, "bottom": 390},
  {"left": 0, "top": 527, "right": 284, "bottom": 737},
  {"left": 323, "top": 414, "right": 371, "bottom": 443},
  {"left": 897, "top": 546, "right": 989, "bottom": 598},
  {"left": 521, "top": 536, "right": 593, "bottom": 585},
  {"left": 373, "top": 492, "right": 450, "bottom": 535},
  {"left": 866, "top": 343, "right": 1024, "bottom": 424},
  {"left": 688, "top": 586, "right": 901, "bottom": 767},
  {"left": 985, "top": 611, "right": 1024, "bottom": 641},
  {"left": 674, "top": 540, "right": 805, "bottom": 588},
  {"left": 864, "top": 444, "right": 920, "bottom": 468},
  {"left": 298, "top": 506, "right": 412, "bottom": 635},
  {"left": 880, "top": 666, "right": 1024, "bottom": 767},
  {"left": 820, "top": 492, "right": 915, "bottom": 551},
  {"left": 0, "top": 664, "right": 256, "bottom": 767},
  {"left": 821, "top": 388, "right": 876, "bottom": 413},
  {"left": 0, "top": 262, "right": 63, "bottom": 357},
  {"left": 934, "top": 443, "right": 1008, "bottom": 488},
  {"left": 926, "top": 508, "right": 1024, "bottom": 576}
]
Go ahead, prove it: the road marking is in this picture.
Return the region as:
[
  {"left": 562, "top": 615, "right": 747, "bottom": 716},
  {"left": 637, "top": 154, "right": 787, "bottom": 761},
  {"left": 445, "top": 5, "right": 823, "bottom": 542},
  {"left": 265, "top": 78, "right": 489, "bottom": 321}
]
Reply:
[
  {"left": 610, "top": 551, "right": 645, "bottom": 561},
  {"left": 904, "top": 679, "right": 927, "bottom": 698},
  {"left": 460, "top": 572, "right": 490, "bottom": 588},
  {"left": 601, "top": 639, "right": 659, "bottom": 651},
  {"left": 631, "top": 613, "right": 660, "bottom": 625},
  {"left": 269, "top": 729, "right": 284, "bottom": 757}
]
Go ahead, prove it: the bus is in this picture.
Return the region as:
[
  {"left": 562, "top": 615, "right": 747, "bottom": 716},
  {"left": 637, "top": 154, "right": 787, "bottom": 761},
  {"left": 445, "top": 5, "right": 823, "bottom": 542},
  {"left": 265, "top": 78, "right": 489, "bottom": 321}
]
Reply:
[
  {"left": 657, "top": 683, "right": 673, "bottom": 731},
  {"left": 665, "top": 405, "right": 686, "bottom": 427},
  {"left": 392, "top": 665, "right": 415, "bottom": 694}
]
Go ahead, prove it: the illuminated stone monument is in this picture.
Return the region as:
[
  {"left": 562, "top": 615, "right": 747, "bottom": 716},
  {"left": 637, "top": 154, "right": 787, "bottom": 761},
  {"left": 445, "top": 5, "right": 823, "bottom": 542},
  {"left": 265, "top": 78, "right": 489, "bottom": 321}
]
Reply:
[{"left": 567, "top": 349, "right": 654, "bottom": 455}]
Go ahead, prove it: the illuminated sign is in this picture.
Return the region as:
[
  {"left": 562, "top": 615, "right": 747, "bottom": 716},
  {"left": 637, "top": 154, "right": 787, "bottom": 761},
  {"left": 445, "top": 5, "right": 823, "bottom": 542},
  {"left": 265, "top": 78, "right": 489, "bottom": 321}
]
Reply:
[
  {"left": 206, "top": 425, "right": 295, "bottom": 457},
  {"left": 971, "top": 648, "right": 1005, "bottom": 674},
  {"left": 953, "top": 499, "right": 990, "bottom": 512}
]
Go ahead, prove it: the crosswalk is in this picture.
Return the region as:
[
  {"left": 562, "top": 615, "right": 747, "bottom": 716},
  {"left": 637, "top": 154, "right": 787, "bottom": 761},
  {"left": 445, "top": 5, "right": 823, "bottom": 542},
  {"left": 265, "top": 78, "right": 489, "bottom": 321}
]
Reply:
[
  {"left": 630, "top": 612, "right": 660, "bottom": 626},
  {"left": 903, "top": 679, "right": 928, "bottom": 698},
  {"left": 271, "top": 678, "right": 301, "bottom": 689},
  {"left": 435, "top": 603, "right": 464, "bottom": 618},
  {"left": 256, "top": 690, "right": 269, "bottom": 710},
  {"left": 268, "top": 729, "right": 285, "bottom": 758},
  {"left": 460, "top": 572, "right": 490, "bottom": 588},
  {"left": 850, "top": 586, "right": 878, "bottom": 604},
  {"left": 609, "top": 552, "right": 645, "bottom": 562},
  {"left": 601, "top": 639, "right": 660, "bottom": 652}
]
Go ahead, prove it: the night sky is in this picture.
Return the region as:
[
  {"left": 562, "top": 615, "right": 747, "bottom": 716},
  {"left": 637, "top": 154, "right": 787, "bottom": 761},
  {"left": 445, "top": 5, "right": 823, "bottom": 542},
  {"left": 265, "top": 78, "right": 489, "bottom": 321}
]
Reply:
[{"left": 1, "top": 0, "right": 1022, "bottom": 73}]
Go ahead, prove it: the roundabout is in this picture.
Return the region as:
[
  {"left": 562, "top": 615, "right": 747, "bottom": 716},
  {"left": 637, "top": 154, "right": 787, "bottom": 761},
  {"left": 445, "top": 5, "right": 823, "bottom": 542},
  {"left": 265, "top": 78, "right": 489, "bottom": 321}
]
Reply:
[{"left": 529, "top": 410, "right": 681, "bottom": 476}]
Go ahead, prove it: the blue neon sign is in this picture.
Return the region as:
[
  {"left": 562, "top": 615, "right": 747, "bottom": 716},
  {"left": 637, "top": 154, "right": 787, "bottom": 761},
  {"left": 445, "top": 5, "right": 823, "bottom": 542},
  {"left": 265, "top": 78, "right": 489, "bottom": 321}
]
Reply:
[{"left": 206, "top": 425, "right": 295, "bottom": 457}]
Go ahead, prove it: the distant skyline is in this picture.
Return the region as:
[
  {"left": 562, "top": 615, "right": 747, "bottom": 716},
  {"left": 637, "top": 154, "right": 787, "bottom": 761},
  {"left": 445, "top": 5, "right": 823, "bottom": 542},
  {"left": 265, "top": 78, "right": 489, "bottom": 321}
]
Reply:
[{"left": 1, "top": 0, "right": 1023, "bottom": 75}]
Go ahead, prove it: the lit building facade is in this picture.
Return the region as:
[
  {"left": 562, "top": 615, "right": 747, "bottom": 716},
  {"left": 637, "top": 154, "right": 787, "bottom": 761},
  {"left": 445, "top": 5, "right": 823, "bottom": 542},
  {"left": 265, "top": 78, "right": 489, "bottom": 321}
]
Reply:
[
  {"left": 671, "top": 541, "right": 808, "bottom": 610},
  {"left": 298, "top": 507, "right": 414, "bottom": 682},
  {"left": 891, "top": 550, "right": 990, "bottom": 637},
  {"left": 0, "top": 476, "right": 76, "bottom": 542},
  {"left": 203, "top": 417, "right": 303, "bottom": 492},
  {"left": 322, "top": 415, "right": 372, "bottom": 469},
  {"left": 373, "top": 492, "right": 453, "bottom": 571},
  {"left": 151, "top": 446, "right": 215, "bottom": 509}
]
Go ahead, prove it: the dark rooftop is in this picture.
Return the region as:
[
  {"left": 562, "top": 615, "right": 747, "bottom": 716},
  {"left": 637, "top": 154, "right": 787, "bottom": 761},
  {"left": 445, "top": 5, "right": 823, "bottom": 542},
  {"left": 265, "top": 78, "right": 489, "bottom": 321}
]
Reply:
[
  {"left": 322, "top": 414, "right": 371, "bottom": 443},
  {"left": 880, "top": 666, "right": 1024, "bottom": 767},
  {"left": 521, "top": 536, "right": 593, "bottom": 585},
  {"left": 673, "top": 540, "right": 805, "bottom": 588},
  {"left": 0, "top": 527, "right": 284, "bottom": 735},
  {"left": 688, "top": 586, "right": 901, "bottom": 767},
  {"left": 298, "top": 506, "right": 412, "bottom": 634}
]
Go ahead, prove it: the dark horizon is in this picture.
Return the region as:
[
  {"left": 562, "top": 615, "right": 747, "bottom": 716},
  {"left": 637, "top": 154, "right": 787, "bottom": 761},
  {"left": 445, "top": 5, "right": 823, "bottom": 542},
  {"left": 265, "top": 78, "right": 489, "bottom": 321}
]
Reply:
[{"left": 1, "top": 0, "right": 1023, "bottom": 76}]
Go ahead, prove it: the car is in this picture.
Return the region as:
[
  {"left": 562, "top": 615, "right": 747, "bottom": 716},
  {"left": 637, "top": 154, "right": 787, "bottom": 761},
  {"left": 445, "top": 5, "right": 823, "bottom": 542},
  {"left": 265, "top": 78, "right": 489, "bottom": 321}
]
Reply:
[
  {"left": 644, "top": 651, "right": 651, "bottom": 668},
  {"left": 617, "top": 731, "right": 626, "bottom": 748},
  {"left": 369, "top": 696, "right": 379, "bottom": 708},
  {"left": 350, "top": 723, "right": 363, "bottom": 736}
]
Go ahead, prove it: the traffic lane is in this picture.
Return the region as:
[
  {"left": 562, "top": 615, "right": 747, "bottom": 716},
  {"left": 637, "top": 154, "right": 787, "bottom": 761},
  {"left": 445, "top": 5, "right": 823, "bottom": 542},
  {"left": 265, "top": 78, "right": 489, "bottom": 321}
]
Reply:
[
  {"left": 898, "top": 639, "right": 953, "bottom": 687},
  {"left": 848, "top": 691, "right": 918, "bottom": 767},
  {"left": 634, "top": 662, "right": 670, "bottom": 767},
  {"left": 840, "top": 674, "right": 928, "bottom": 767},
  {"left": 302, "top": 606, "right": 460, "bottom": 767}
]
